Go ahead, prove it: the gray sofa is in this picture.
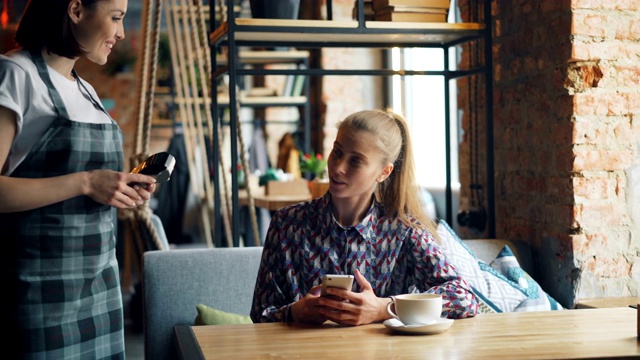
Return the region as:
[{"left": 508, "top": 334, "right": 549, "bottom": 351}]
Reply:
[
  {"left": 143, "top": 247, "right": 263, "bottom": 360},
  {"left": 142, "top": 239, "right": 531, "bottom": 360}
]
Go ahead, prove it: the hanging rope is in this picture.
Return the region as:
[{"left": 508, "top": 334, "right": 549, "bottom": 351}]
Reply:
[
  {"left": 192, "top": 0, "right": 259, "bottom": 246},
  {"left": 233, "top": 84, "right": 260, "bottom": 245},
  {"left": 179, "top": 0, "right": 222, "bottom": 247},
  {"left": 132, "top": 0, "right": 153, "bottom": 159},
  {"left": 119, "top": 203, "right": 165, "bottom": 291},
  {"left": 163, "top": 0, "right": 207, "bottom": 246},
  {"left": 192, "top": 0, "right": 233, "bottom": 246},
  {"left": 124, "top": 0, "right": 165, "bottom": 253},
  {"left": 192, "top": 0, "right": 234, "bottom": 246},
  {"left": 164, "top": 0, "right": 222, "bottom": 247},
  {"left": 120, "top": 0, "right": 165, "bottom": 291},
  {"left": 124, "top": 0, "right": 260, "bottom": 251}
]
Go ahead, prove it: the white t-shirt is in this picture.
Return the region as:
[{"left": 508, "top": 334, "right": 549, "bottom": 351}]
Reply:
[{"left": 0, "top": 49, "right": 113, "bottom": 175}]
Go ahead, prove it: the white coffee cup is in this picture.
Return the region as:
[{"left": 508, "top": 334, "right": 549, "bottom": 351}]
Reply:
[{"left": 386, "top": 293, "right": 443, "bottom": 325}]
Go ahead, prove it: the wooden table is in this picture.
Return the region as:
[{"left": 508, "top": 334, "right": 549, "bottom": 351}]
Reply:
[
  {"left": 174, "top": 307, "right": 639, "bottom": 359},
  {"left": 238, "top": 178, "right": 312, "bottom": 211},
  {"left": 575, "top": 297, "right": 640, "bottom": 309},
  {"left": 238, "top": 188, "right": 311, "bottom": 211}
]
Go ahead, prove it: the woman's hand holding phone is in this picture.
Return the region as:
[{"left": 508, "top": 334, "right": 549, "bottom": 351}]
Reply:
[{"left": 321, "top": 274, "right": 354, "bottom": 300}]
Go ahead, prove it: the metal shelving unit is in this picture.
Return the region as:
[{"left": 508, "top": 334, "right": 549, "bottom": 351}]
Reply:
[{"left": 209, "top": 0, "right": 493, "bottom": 246}]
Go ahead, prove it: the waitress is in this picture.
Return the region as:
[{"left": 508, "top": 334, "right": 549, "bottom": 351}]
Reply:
[{"left": 0, "top": 0, "right": 156, "bottom": 358}]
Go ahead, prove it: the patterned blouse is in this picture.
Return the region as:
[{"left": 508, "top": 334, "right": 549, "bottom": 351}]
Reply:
[{"left": 250, "top": 193, "right": 479, "bottom": 323}]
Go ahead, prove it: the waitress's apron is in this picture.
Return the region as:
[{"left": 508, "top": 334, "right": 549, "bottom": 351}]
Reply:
[{"left": 0, "top": 52, "right": 125, "bottom": 359}]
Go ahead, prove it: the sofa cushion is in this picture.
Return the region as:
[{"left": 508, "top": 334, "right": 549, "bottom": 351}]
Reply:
[
  {"left": 436, "top": 220, "right": 527, "bottom": 313},
  {"left": 490, "top": 245, "right": 563, "bottom": 312},
  {"left": 194, "top": 303, "right": 253, "bottom": 325}
]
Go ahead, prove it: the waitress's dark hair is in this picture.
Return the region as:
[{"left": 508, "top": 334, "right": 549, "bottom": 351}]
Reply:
[{"left": 15, "top": 0, "right": 102, "bottom": 58}]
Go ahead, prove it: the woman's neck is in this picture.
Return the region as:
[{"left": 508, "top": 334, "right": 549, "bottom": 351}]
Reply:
[
  {"left": 41, "top": 49, "right": 78, "bottom": 81},
  {"left": 330, "top": 193, "right": 374, "bottom": 227}
]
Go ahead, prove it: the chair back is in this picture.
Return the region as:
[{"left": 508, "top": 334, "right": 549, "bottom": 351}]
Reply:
[{"left": 143, "top": 246, "right": 263, "bottom": 360}]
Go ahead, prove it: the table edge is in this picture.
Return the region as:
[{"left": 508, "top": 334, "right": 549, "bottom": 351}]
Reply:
[{"left": 174, "top": 324, "right": 205, "bottom": 360}]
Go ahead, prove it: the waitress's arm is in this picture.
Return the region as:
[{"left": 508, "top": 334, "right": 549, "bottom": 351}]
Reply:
[{"left": 0, "top": 106, "right": 156, "bottom": 213}]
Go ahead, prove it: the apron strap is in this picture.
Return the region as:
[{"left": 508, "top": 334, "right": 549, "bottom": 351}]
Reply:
[
  {"left": 71, "top": 69, "right": 110, "bottom": 117},
  {"left": 29, "top": 50, "right": 70, "bottom": 119}
]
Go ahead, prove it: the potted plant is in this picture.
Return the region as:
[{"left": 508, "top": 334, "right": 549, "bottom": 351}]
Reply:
[{"left": 300, "top": 152, "right": 329, "bottom": 198}]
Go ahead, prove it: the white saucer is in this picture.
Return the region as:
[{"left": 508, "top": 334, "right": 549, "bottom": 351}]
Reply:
[{"left": 383, "top": 318, "right": 454, "bottom": 335}]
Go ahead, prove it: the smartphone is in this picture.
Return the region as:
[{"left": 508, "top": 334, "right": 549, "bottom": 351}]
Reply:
[{"left": 321, "top": 274, "right": 354, "bottom": 297}]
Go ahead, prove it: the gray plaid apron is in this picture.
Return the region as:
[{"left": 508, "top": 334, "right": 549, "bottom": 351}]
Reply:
[{"left": 0, "top": 51, "right": 125, "bottom": 359}]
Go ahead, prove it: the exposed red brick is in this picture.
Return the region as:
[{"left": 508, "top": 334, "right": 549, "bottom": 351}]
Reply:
[
  {"left": 548, "top": 177, "right": 574, "bottom": 199},
  {"left": 616, "top": 17, "right": 640, "bottom": 40},
  {"left": 575, "top": 203, "right": 631, "bottom": 227},
  {"left": 573, "top": 116, "right": 636, "bottom": 146},
  {"left": 572, "top": 13, "right": 608, "bottom": 37},
  {"left": 544, "top": 204, "right": 575, "bottom": 228},
  {"left": 590, "top": 256, "right": 632, "bottom": 277},
  {"left": 571, "top": 233, "right": 589, "bottom": 254},
  {"left": 613, "top": 117, "right": 637, "bottom": 145},
  {"left": 573, "top": 93, "right": 606, "bottom": 116},
  {"left": 573, "top": 149, "right": 635, "bottom": 171},
  {"left": 565, "top": 62, "right": 603, "bottom": 91},
  {"left": 628, "top": 93, "right": 640, "bottom": 114},
  {"left": 573, "top": 177, "right": 613, "bottom": 200},
  {"left": 573, "top": 0, "right": 640, "bottom": 11}
]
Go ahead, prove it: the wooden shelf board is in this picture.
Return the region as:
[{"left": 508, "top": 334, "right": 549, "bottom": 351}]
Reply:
[
  {"left": 216, "top": 50, "right": 310, "bottom": 65},
  {"left": 237, "top": 18, "right": 359, "bottom": 29},
  {"left": 210, "top": 18, "right": 485, "bottom": 46},
  {"left": 174, "top": 95, "right": 307, "bottom": 107},
  {"left": 218, "top": 95, "right": 307, "bottom": 106}
]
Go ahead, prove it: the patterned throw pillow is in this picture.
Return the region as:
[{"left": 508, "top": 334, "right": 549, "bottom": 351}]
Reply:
[
  {"left": 436, "top": 220, "right": 527, "bottom": 313},
  {"left": 490, "top": 245, "right": 564, "bottom": 311},
  {"left": 476, "top": 296, "right": 499, "bottom": 314}
]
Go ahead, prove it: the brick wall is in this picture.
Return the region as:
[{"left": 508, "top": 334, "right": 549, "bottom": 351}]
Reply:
[
  {"left": 568, "top": 0, "right": 640, "bottom": 301},
  {"left": 461, "top": 0, "right": 640, "bottom": 306}
]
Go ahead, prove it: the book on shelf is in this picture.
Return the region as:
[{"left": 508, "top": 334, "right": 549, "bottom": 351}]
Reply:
[
  {"left": 281, "top": 74, "right": 295, "bottom": 97},
  {"left": 291, "top": 73, "right": 306, "bottom": 97},
  {"left": 372, "top": 0, "right": 450, "bottom": 11},
  {"left": 375, "top": 11, "right": 447, "bottom": 22}
]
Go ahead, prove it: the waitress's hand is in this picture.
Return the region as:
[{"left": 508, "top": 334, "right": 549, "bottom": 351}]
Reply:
[
  {"left": 129, "top": 179, "right": 157, "bottom": 201},
  {"left": 85, "top": 170, "right": 156, "bottom": 209},
  {"left": 290, "top": 285, "right": 328, "bottom": 325},
  {"left": 318, "top": 269, "right": 391, "bottom": 326}
]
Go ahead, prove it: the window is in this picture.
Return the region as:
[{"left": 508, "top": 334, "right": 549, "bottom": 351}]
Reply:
[{"left": 390, "top": 46, "right": 461, "bottom": 231}]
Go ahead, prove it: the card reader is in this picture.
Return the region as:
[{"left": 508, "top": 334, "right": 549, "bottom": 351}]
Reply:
[{"left": 130, "top": 151, "right": 176, "bottom": 183}]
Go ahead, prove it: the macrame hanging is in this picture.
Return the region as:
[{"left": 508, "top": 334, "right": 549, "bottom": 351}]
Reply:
[
  {"left": 120, "top": 0, "right": 260, "bottom": 276},
  {"left": 163, "top": 0, "right": 260, "bottom": 246},
  {"left": 119, "top": 0, "right": 166, "bottom": 291},
  {"left": 163, "top": 0, "right": 217, "bottom": 247}
]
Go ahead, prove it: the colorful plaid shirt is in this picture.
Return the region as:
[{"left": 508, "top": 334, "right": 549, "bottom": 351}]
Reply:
[{"left": 251, "top": 193, "right": 479, "bottom": 323}]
